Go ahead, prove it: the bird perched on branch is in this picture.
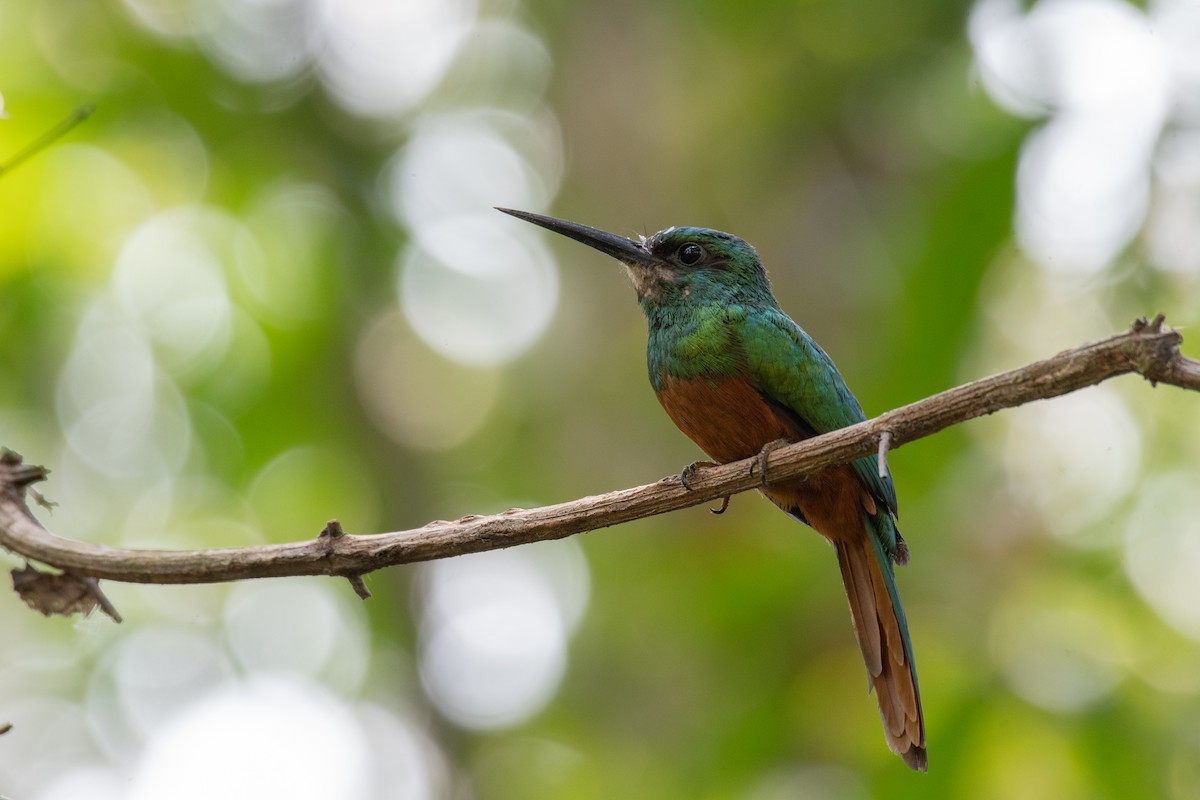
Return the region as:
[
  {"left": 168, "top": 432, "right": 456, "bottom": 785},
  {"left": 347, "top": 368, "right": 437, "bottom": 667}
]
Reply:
[{"left": 499, "top": 207, "right": 926, "bottom": 771}]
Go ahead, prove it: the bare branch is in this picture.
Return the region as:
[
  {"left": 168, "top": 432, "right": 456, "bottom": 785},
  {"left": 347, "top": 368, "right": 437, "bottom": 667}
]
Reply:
[{"left": 0, "top": 316, "right": 1195, "bottom": 608}]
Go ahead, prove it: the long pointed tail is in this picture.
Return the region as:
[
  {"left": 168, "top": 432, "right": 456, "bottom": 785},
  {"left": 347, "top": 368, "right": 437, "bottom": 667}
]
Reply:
[{"left": 834, "top": 522, "right": 926, "bottom": 771}]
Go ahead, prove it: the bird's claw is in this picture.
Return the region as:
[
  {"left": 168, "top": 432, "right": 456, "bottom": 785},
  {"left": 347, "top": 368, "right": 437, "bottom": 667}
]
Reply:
[
  {"left": 679, "top": 462, "right": 730, "bottom": 512},
  {"left": 679, "top": 460, "right": 716, "bottom": 490},
  {"left": 680, "top": 464, "right": 697, "bottom": 489},
  {"left": 749, "top": 438, "right": 790, "bottom": 486}
]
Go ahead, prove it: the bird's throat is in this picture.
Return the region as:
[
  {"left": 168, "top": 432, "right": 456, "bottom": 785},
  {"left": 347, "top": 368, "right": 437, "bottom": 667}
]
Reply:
[{"left": 623, "top": 261, "right": 677, "bottom": 304}]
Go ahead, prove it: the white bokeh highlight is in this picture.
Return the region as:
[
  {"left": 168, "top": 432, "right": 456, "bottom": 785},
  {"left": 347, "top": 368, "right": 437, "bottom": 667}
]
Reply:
[
  {"left": 122, "top": 0, "right": 479, "bottom": 119},
  {"left": 398, "top": 217, "right": 559, "bottom": 366},
  {"left": 1148, "top": 129, "right": 1200, "bottom": 275},
  {"left": 224, "top": 580, "right": 370, "bottom": 694},
  {"left": 992, "top": 601, "right": 1124, "bottom": 712},
  {"left": 107, "top": 628, "right": 234, "bottom": 739},
  {"left": 1015, "top": 118, "right": 1153, "bottom": 274},
  {"left": 113, "top": 208, "right": 239, "bottom": 374},
  {"left": 353, "top": 310, "right": 503, "bottom": 451},
  {"left": 389, "top": 112, "right": 560, "bottom": 233},
  {"left": 127, "top": 677, "right": 371, "bottom": 800},
  {"left": 56, "top": 303, "right": 192, "bottom": 481},
  {"left": 1001, "top": 387, "right": 1142, "bottom": 541},
  {"left": 1124, "top": 472, "right": 1200, "bottom": 640},
  {"left": 418, "top": 540, "right": 589, "bottom": 730},
  {"left": 312, "top": 0, "right": 476, "bottom": 117},
  {"left": 194, "top": 0, "right": 311, "bottom": 84},
  {"left": 387, "top": 109, "right": 564, "bottom": 367},
  {"left": 970, "top": 0, "right": 1173, "bottom": 274}
]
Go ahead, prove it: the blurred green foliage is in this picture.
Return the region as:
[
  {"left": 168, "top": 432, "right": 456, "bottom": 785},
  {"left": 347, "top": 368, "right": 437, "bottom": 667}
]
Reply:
[{"left": 2, "top": 0, "right": 1199, "bottom": 798}]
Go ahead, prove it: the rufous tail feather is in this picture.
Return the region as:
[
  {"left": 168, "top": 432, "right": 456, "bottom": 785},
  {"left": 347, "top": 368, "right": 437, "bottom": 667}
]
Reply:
[{"left": 834, "top": 530, "right": 926, "bottom": 771}]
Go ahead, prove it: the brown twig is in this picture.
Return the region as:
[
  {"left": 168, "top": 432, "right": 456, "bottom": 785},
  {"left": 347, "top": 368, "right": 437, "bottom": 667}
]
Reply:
[{"left": 0, "top": 316, "right": 1195, "bottom": 612}]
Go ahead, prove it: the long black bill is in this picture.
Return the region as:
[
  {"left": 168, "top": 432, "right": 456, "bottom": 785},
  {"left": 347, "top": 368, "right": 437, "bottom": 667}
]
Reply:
[{"left": 496, "top": 207, "right": 659, "bottom": 269}]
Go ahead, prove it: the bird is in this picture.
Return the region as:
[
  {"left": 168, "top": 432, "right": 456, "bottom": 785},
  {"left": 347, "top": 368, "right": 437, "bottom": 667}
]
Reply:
[{"left": 498, "top": 207, "right": 927, "bottom": 771}]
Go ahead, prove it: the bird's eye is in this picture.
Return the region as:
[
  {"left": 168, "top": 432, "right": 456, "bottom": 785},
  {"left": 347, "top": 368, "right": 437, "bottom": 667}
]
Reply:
[{"left": 678, "top": 243, "right": 704, "bottom": 266}]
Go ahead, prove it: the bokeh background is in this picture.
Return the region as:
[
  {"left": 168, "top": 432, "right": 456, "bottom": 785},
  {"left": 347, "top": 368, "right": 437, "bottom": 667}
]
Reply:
[{"left": 2, "top": 0, "right": 1200, "bottom": 797}]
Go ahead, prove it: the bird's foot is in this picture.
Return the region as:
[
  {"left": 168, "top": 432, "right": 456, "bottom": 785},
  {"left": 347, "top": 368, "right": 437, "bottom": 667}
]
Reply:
[
  {"left": 749, "top": 438, "right": 791, "bottom": 487},
  {"left": 680, "top": 462, "right": 732, "bottom": 513},
  {"left": 679, "top": 460, "right": 716, "bottom": 490},
  {"left": 710, "top": 496, "right": 732, "bottom": 515},
  {"left": 894, "top": 531, "right": 911, "bottom": 566}
]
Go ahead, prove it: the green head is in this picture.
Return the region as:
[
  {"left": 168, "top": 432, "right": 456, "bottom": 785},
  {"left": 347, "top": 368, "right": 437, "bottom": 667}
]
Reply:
[{"left": 497, "top": 208, "right": 778, "bottom": 312}]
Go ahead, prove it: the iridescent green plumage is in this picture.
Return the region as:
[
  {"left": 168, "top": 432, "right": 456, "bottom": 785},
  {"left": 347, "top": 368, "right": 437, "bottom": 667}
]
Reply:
[{"left": 639, "top": 227, "right": 898, "bottom": 520}]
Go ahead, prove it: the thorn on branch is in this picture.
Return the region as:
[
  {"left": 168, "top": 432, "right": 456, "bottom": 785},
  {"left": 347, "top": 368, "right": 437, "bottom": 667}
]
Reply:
[
  {"left": 80, "top": 576, "right": 123, "bottom": 622},
  {"left": 345, "top": 574, "right": 371, "bottom": 600},
  {"left": 318, "top": 520, "right": 372, "bottom": 600},
  {"left": 30, "top": 489, "right": 57, "bottom": 512},
  {"left": 1126, "top": 313, "right": 1192, "bottom": 389},
  {"left": 0, "top": 449, "right": 50, "bottom": 490},
  {"left": 319, "top": 519, "right": 346, "bottom": 541},
  {"left": 1132, "top": 313, "right": 1166, "bottom": 334}
]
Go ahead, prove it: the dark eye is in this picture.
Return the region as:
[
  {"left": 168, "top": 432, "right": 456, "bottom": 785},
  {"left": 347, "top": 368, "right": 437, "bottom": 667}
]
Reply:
[{"left": 678, "top": 243, "right": 704, "bottom": 266}]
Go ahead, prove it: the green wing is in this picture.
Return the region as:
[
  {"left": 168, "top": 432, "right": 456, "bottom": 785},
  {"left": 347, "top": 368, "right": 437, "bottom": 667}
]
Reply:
[{"left": 740, "top": 307, "right": 898, "bottom": 516}]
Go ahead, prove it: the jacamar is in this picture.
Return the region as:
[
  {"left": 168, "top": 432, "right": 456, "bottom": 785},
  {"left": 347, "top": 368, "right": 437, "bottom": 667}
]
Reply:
[{"left": 499, "top": 208, "right": 927, "bottom": 771}]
